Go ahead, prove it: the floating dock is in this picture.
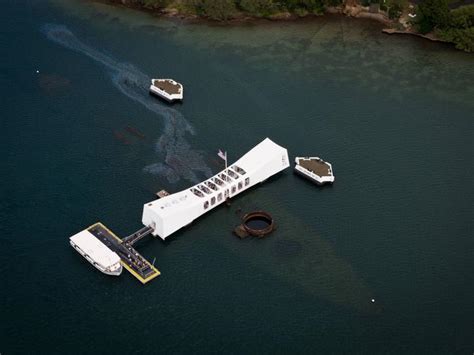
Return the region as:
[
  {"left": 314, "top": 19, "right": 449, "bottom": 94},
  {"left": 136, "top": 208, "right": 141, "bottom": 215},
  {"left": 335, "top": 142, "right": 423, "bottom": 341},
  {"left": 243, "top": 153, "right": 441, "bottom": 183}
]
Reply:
[
  {"left": 149, "top": 78, "right": 183, "bottom": 102},
  {"left": 86, "top": 223, "right": 160, "bottom": 284},
  {"left": 294, "top": 157, "right": 335, "bottom": 185}
]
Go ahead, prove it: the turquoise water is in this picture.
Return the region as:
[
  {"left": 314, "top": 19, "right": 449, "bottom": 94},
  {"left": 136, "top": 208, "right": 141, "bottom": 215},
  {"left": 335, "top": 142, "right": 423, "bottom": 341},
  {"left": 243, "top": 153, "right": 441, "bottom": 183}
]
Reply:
[{"left": 1, "top": 0, "right": 473, "bottom": 353}]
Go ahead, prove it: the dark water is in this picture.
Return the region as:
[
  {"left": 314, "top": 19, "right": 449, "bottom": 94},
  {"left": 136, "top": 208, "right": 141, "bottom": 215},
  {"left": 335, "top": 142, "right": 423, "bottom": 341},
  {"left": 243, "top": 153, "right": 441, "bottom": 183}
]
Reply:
[
  {"left": 1, "top": 0, "right": 473, "bottom": 353},
  {"left": 245, "top": 216, "right": 271, "bottom": 230}
]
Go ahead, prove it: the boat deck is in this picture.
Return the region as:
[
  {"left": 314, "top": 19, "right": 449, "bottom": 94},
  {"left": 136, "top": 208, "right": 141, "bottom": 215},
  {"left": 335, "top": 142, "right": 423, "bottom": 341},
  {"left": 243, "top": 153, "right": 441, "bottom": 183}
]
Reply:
[
  {"left": 153, "top": 79, "right": 181, "bottom": 95},
  {"left": 87, "top": 223, "right": 160, "bottom": 284},
  {"left": 298, "top": 158, "right": 332, "bottom": 177}
]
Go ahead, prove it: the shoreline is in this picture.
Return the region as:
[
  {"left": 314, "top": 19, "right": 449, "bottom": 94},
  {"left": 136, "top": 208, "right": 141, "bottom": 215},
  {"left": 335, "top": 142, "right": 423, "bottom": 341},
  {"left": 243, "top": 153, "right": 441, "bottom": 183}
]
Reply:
[
  {"left": 91, "top": 0, "right": 452, "bottom": 48},
  {"left": 92, "top": 0, "right": 392, "bottom": 25},
  {"left": 381, "top": 28, "right": 450, "bottom": 43}
]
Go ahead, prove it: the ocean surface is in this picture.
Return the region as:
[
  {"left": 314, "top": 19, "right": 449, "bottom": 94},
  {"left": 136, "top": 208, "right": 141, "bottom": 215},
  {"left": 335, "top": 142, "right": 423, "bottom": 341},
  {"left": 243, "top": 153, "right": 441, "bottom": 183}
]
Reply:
[{"left": 1, "top": 0, "right": 473, "bottom": 353}]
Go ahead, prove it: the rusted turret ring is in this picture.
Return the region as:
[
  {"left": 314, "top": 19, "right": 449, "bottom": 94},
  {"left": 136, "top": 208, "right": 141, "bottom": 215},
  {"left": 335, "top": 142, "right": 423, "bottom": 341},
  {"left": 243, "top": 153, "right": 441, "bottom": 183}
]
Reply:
[{"left": 242, "top": 211, "right": 274, "bottom": 237}]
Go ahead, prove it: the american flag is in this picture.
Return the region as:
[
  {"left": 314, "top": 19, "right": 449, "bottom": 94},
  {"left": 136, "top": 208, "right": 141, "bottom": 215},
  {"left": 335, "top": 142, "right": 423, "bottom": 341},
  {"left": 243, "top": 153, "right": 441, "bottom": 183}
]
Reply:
[{"left": 217, "top": 149, "right": 227, "bottom": 161}]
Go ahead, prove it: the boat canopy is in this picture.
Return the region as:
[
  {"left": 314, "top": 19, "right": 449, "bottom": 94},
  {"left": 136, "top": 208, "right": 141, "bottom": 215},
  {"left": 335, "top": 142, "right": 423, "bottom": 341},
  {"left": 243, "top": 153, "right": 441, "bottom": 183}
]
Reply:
[{"left": 70, "top": 230, "right": 120, "bottom": 268}]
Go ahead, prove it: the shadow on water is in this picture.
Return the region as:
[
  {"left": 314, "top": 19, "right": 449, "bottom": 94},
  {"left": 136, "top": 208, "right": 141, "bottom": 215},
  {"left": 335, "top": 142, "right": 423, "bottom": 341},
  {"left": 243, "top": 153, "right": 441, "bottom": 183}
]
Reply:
[{"left": 41, "top": 23, "right": 212, "bottom": 184}]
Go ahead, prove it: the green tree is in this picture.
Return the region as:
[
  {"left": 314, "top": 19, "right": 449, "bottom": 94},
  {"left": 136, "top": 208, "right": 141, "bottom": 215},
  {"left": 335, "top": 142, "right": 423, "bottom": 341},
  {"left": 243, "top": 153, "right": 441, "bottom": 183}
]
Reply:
[
  {"left": 285, "top": 0, "right": 324, "bottom": 12},
  {"left": 437, "top": 5, "right": 474, "bottom": 52},
  {"left": 142, "top": 0, "right": 171, "bottom": 9},
  {"left": 286, "top": 0, "right": 324, "bottom": 16},
  {"left": 201, "top": 0, "right": 237, "bottom": 20},
  {"left": 417, "top": 0, "right": 450, "bottom": 33},
  {"left": 181, "top": 0, "right": 236, "bottom": 19},
  {"left": 440, "top": 27, "right": 474, "bottom": 51},
  {"left": 239, "top": 0, "right": 277, "bottom": 15},
  {"left": 449, "top": 4, "right": 474, "bottom": 28},
  {"left": 386, "top": 0, "right": 407, "bottom": 19},
  {"left": 323, "top": 0, "right": 343, "bottom": 6}
]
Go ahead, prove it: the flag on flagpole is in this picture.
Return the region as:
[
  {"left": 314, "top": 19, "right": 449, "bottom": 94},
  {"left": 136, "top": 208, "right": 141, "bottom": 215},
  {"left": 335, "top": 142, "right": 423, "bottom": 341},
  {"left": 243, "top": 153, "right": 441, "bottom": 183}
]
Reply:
[
  {"left": 218, "top": 149, "right": 228, "bottom": 181},
  {"left": 217, "top": 149, "right": 227, "bottom": 161}
]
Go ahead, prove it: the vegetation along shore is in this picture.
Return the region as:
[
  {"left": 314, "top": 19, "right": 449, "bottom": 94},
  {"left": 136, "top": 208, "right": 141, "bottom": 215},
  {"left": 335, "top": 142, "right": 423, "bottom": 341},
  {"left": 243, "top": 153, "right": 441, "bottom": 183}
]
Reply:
[{"left": 107, "top": 0, "right": 473, "bottom": 52}]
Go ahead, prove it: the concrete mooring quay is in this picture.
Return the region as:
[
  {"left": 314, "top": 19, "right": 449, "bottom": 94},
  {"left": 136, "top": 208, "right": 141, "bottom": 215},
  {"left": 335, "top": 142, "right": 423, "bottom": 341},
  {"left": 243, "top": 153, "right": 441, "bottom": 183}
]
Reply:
[{"left": 88, "top": 223, "right": 160, "bottom": 284}]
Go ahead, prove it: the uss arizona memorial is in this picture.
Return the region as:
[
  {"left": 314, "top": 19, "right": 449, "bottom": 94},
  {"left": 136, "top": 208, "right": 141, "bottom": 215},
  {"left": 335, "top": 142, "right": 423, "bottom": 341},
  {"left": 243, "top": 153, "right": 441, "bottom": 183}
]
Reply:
[
  {"left": 70, "top": 138, "right": 290, "bottom": 282},
  {"left": 143, "top": 138, "right": 290, "bottom": 239}
]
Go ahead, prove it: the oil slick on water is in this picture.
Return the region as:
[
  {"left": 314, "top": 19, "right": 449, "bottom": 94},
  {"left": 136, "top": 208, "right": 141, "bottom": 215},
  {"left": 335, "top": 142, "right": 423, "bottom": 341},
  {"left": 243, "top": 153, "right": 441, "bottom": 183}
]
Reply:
[{"left": 42, "top": 23, "right": 212, "bottom": 184}]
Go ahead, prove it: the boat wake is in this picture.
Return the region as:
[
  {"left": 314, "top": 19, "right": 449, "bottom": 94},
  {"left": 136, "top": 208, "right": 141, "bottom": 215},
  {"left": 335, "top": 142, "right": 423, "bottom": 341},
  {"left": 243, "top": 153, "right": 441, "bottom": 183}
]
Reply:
[{"left": 41, "top": 23, "right": 212, "bottom": 183}]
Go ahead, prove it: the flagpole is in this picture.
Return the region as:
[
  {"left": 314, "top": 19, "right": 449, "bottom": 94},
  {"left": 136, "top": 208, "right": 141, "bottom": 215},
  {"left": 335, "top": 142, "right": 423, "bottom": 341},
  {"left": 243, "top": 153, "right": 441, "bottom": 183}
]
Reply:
[
  {"left": 225, "top": 151, "right": 228, "bottom": 182},
  {"left": 218, "top": 149, "right": 228, "bottom": 182}
]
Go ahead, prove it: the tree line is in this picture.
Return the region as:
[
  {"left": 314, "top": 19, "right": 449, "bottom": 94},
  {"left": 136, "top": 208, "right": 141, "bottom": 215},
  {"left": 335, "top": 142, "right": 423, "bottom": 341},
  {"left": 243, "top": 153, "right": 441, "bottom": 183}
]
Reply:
[
  {"left": 139, "top": 0, "right": 344, "bottom": 19},
  {"left": 133, "top": 0, "right": 473, "bottom": 51},
  {"left": 417, "top": 0, "right": 474, "bottom": 51}
]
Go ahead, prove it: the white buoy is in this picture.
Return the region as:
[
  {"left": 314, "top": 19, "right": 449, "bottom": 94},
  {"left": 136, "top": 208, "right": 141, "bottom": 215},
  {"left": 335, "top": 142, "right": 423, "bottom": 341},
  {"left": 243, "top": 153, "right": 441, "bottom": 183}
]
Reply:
[
  {"left": 36, "top": 70, "right": 40, "bottom": 74},
  {"left": 371, "top": 299, "right": 375, "bottom": 303}
]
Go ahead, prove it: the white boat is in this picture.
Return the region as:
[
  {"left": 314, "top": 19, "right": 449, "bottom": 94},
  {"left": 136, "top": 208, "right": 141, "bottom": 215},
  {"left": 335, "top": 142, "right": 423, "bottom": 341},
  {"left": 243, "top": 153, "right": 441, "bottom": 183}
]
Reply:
[
  {"left": 70, "top": 229, "right": 122, "bottom": 276},
  {"left": 142, "top": 138, "right": 290, "bottom": 240},
  {"left": 149, "top": 78, "right": 183, "bottom": 102},
  {"left": 294, "top": 156, "right": 335, "bottom": 185}
]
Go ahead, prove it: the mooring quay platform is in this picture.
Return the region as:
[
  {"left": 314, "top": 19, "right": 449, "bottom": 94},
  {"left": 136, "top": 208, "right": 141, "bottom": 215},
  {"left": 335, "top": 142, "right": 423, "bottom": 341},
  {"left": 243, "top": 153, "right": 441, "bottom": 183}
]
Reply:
[{"left": 87, "top": 223, "right": 160, "bottom": 284}]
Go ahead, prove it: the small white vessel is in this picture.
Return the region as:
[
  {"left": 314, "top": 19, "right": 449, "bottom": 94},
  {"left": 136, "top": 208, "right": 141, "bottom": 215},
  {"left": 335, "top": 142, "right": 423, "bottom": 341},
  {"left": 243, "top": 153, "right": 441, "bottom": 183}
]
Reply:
[
  {"left": 294, "top": 156, "right": 335, "bottom": 185},
  {"left": 70, "top": 229, "right": 122, "bottom": 276},
  {"left": 149, "top": 78, "right": 183, "bottom": 102}
]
